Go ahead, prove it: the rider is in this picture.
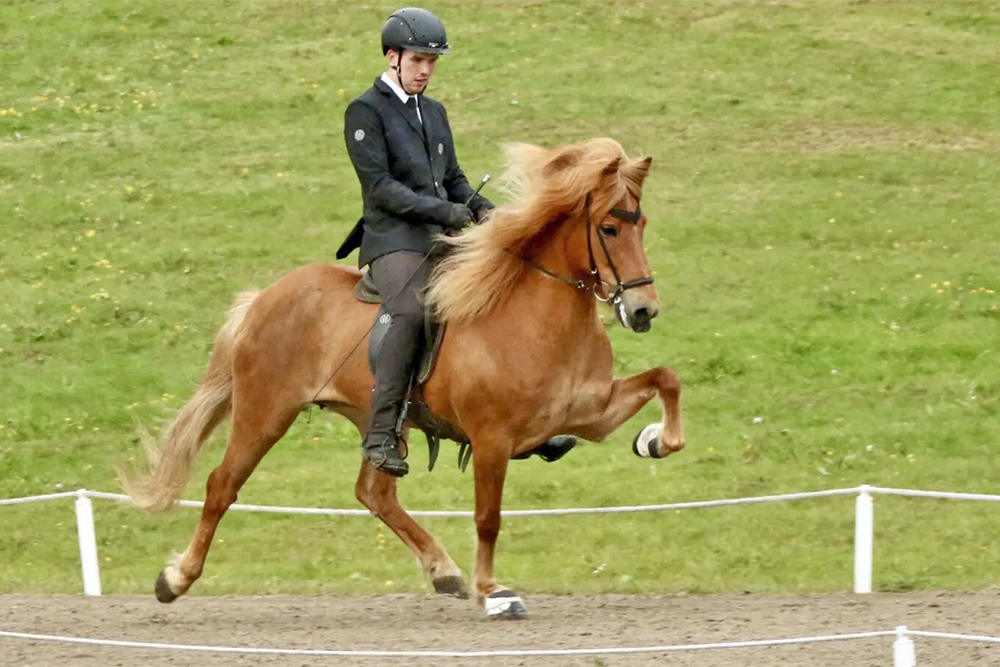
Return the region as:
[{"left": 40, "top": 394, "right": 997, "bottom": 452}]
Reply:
[{"left": 340, "top": 8, "right": 575, "bottom": 477}]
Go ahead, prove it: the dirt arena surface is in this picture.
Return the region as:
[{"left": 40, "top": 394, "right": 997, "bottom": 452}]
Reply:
[{"left": 3, "top": 592, "right": 1000, "bottom": 666}]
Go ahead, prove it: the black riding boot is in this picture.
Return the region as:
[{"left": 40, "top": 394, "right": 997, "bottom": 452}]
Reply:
[
  {"left": 363, "top": 312, "right": 424, "bottom": 477},
  {"left": 363, "top": 251, "right": 436, "bottom": 477}
]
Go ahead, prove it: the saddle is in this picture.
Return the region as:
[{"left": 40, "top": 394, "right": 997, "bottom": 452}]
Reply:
[{"left": 354, "top": 270, "right": 472, "bottom": 471}]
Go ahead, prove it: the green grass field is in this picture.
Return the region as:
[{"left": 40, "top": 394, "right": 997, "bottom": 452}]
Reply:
[{"left": 2, "top": 0, "right": 999, "bottom": 597}]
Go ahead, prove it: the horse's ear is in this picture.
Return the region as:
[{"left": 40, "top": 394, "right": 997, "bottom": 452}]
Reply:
[
  {"left": 545, "top": 147, "right": 582, "bottom": 174},
  {"left": 626, "top": 156, "right": 654, "bottom": 189},
  {"left": 601, "top": 157, "right": 623, "bottom": 177},
  {"left": 596, "top": 157, "right": 624, "bottom": 192}
]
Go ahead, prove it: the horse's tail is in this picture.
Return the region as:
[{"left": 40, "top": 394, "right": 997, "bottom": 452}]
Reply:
[{"left": 119, "top": 290, "right": 260, "bottom": 512}]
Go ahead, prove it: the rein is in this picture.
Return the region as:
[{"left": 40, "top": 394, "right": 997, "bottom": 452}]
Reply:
[{"left": 520, "top": 191, "right": 654, "bottom": 305}]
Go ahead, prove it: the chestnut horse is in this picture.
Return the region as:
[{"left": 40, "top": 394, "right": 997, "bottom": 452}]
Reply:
[{"left": 121, "top": 137, "right": 685, "bottom": 619}]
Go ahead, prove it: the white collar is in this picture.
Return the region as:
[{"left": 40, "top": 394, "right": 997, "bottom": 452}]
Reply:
[{"left": 381, "top": 72, "right": 416, "bottom": 106}]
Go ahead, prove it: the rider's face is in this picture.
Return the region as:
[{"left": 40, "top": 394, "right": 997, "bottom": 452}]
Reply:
[{"left": 388, "top": 49, "right": 438, "bottom": 94}]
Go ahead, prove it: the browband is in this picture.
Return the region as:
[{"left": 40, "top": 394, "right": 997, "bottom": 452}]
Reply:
[{"left": 608, "top": 207, "right": 642, "bottom": 224}]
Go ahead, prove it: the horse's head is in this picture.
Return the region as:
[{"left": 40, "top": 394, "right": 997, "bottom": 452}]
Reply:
[
  {"left": 529, "top": 141, "right": 660, "bottom": 331},
  {"left": 428, "top": 138, "right": 662, "bottom": 329},
  {"left": 584, "top": 153, "right": 659, "bottom": 332}
]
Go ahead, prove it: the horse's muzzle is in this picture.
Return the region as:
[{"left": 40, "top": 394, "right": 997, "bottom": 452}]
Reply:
[
  {"left": 630, "top": 306, "right": 655, "bottom": 333},
  {"left": 614, "top": 291, "right": 660, "bottom": 332}
]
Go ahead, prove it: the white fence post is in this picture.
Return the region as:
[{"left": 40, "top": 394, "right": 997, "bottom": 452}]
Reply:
[
  {"left": 74, "top": 490, "right": 102, "bottom": 596},
  {"left": 854, "top": 485, "right": 873, "bottom": 594},
  {"left": 893, "top": 625, "right": 916, "bottom": 667}
]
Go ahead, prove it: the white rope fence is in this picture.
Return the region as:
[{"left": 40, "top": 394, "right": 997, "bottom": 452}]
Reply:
[
  {"left": 79, "top": 487, "right": 859, "bottom": 517},
  {"left": 4, "top": 484, "right": 1000, "bottom": 597},
  {"left": 1, "top": 625, "right": 995, "bottom": 664},
  {"left": 4, "top": 488, "right": 1000, "bottom": 665},
  {"left": 0, "top": 628, "right": 897, "bottom": 658}
]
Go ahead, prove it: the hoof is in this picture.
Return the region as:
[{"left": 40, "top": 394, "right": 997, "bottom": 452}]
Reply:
[
  {"left": 485, "top": 590, "right": 527, "bottom": 620},
  {"left": 632, "top": 423, "right": 664, "bottom": 459},
  {"left": 154, "top": 570, "right": 179, "bottom": 604},
  {"left": 511, "top": 435, "right": 577, "bottom": 462},
  {"left": 433, "top": 575, "right": 470, "bottom": 599},
  {"left": 536, "top": 435, "right": 577, "bottom": 463}
]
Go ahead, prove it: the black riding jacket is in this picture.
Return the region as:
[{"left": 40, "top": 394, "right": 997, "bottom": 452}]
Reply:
[{"left": 338, "top": 77, "right": 492, "bottom": 267}]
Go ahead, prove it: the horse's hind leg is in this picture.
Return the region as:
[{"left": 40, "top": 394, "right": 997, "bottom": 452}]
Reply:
[
  {"left": 355, "top": 457, "right": 468, "bottom": 598},
  {"left": 155, "top": 387, "right": 300, "bottom": 603}
]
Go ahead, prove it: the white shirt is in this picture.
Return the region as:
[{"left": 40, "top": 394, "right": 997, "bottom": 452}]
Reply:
[{"left": 380, "top": 72, "right": 422, "bottom": 124}]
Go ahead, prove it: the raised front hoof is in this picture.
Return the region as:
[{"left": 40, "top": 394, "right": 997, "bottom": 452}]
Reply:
[
  {"left": 433, "top": 575, "right": 470, "bottom": 599},
  {"left": 154, "top": 571, "right": 179, "bottom": 604},
  {"left": 485, "top": 590, "right": 527, "bottom": 620},
  {"left": 632, "top": 423, "right": 665, "bottom": 458}
]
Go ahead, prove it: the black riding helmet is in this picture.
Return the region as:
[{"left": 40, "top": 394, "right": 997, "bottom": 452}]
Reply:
[{"left": 381, "top": 7, "right": 450, "bottom": 55}]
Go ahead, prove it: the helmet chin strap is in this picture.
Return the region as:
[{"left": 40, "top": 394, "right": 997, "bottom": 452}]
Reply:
[{"left": 393, "top": 50, "right": 418, "bottom": 96}]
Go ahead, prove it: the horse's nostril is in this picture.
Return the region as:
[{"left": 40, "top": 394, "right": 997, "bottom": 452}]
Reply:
[{"left": 631, "top": 307, "right": 653, "bottom": 332}]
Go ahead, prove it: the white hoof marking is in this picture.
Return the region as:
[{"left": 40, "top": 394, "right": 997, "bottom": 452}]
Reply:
[
  {"left": 634, "top": 423, "right": 663, "bottom": 458},
  {"left": 485, "top": 593, "right": 524, "bottom": 617}
]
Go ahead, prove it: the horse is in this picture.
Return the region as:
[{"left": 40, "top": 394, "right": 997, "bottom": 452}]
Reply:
[{"left": 120, "top": 137, "right": 686, "bottom": 619}]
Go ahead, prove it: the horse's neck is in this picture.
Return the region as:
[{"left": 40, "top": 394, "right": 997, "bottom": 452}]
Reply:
[
  {"left": 497, "top": 229, "right": 604, "bottom": 340},
  {"left": 439, "top": 221, "right": 611, "bottom": 363},
  {"left": 496, "top": 259, "right": 605, "bottom": 351},
  {"left": 522, "top": 220, "right": 586, "bottom": 284},
  {"left": 454, "top": 264, "right": 612, "bottom": 403},
  {"left": 427, "top": 246, "right": 612, "bottom": 424}
]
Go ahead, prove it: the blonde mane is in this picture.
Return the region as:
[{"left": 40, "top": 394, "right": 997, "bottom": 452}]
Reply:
[{"left": 427, "top": 138, "right": 651, "bottom": 323}]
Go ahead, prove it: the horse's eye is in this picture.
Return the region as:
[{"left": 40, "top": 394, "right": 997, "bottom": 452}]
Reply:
[{"left": 599, "top": 226, "right": 618, "bottom": 238}]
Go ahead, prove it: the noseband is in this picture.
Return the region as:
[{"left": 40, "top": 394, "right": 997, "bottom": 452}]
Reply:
[{"left": 522, "top": 192, "right": 655, "bottom": 307}]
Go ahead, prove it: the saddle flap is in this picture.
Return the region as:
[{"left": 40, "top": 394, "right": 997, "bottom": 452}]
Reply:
[{"left": 417, "top": 316, "right": 444, "bottom": 385}]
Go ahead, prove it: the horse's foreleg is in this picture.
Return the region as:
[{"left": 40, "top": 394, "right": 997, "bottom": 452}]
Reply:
[
  {"left": 354, "top": 459, "right": 468, "bottom": 598},
  {"left": 470, "top": 440, "right": 527, "bottom": 619},
  {"left": 574, "top": 367, "right": 684, "bottom": 458}
]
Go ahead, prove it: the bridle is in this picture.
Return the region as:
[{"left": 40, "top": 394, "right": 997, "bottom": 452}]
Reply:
[{"left": 522, "top": 192, "right": 654, "bottom": 309}]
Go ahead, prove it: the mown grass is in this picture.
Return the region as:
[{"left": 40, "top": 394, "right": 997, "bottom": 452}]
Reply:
[{"left": 2, "top": 0, "right": 999, "bottom": 597}]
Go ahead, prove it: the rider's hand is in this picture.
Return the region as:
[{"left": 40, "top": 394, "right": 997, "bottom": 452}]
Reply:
[
  {"left": 472, "top": 204, "right": 494, "bottom": 224},
  {"left": 446, "top": 203, "right": 475, "bottom": 229}
]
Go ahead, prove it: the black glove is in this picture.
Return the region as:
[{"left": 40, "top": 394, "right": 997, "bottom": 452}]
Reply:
[{"left": 446, "top": 203, "right": 475, "bottom": 229}]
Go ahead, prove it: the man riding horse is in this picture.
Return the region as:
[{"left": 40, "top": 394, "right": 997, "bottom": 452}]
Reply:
[
  {"left": 339, "top": 8, "right": 576, "bottom": 477},
  {"left": 122, "top": 8, "right": 685, "bottom": 619}
]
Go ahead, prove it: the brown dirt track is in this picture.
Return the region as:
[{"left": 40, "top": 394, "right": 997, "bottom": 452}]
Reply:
[{"left": 3, "top": 592, "right": 1000, "bottom": 666}]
